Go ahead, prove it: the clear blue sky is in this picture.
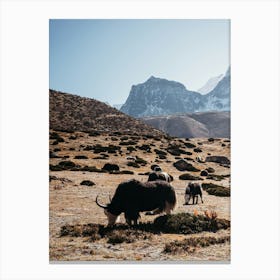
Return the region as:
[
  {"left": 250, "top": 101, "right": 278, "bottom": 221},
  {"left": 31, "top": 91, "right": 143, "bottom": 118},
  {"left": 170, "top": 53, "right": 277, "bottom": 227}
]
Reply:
[{"left": 49, "top": 19, "right": 230, "bottom": 105}]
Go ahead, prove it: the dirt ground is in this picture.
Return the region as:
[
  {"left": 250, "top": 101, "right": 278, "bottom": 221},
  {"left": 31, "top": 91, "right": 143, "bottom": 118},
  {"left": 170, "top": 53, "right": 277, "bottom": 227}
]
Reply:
[{"left": 49, "top": 131, "right": 230, "bottom": 262}]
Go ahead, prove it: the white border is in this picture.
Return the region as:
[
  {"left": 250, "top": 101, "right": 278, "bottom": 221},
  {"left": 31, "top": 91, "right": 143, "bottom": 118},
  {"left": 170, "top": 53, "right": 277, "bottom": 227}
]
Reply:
[{"left": 0, "top": 0, "right": 279, "bottom": 279}]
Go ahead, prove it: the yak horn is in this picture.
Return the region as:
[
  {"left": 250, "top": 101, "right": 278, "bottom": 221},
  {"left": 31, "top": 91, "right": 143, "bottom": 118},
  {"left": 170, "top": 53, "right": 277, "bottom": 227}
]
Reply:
[{"left": 95, "top": 195, "right": 108, "bottom": 209}]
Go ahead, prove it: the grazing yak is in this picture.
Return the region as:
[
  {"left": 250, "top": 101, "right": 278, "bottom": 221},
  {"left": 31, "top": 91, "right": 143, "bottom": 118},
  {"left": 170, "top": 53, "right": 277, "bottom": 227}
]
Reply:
[
  {"left": 96, "top": 179, "right": 176, "bottom": 226},
  {"left": 148, "top": 171, "right": 173, "bottom": 183},
  {"left": 184, "top": 182, "right": 203, "bottom": 205},
  {"left": 148, "top": 165, "right": 174, "bottom": 183}
]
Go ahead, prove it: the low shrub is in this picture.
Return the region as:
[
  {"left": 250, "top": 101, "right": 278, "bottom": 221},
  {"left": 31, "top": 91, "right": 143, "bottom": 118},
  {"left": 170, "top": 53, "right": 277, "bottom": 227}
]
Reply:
[
  {"left": 185, "top": 142, "right": 196, "bottom": 148},
  {"left": 60, "top": 213, "right": 230, "bottom": 244},
  {"left": 202, "top": 183, "right": 230, "bottom": 197},
  {"left": 154, "top": 149, "right": 167, "bottom": 156},
  {"left": 164, "top": 235, "right": 230, "bottom": 254},
  {"left": 127, "top": 146, "right": 136, "bottom": 152},
  {"left": 154, "top": 213, "right": 230, "bottom": 234},
  {"left": 179, "top": 173, "right": 202, "bottom": 181},
  {"left": 74, "top": 155, "right": 88, "bottom": 159},
  {"left": 119, "top": 141, "right": 138, "bottom": 146},
  {"left": 135, "top": 156, "right": 147, "bottom": 165},
  {"left": 50, "top": 132, "right": 64, "bottom": 142},
  {"left": 127, "top": 162, "right": 140, "bottom": 168}
]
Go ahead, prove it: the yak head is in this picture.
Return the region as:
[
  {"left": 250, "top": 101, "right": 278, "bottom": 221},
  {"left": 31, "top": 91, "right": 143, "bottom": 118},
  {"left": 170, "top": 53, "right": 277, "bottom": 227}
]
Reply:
[{"left": 95, "top": 195, "right": 120, "bottom": 226}]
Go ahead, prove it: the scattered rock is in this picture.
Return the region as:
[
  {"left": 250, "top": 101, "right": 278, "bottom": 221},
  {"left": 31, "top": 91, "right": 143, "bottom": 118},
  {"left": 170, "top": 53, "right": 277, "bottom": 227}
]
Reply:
[
  {"left": 173, "top": 160, "right": 200, "bottom": 172},
  {"left": 185, "top": 142, "right": 196, "bottom": 148},
  {"left": 205, "top": 156, "right": 230, "bottom": 165},
  {"left": 74, "top": 155, "right": 88, "bottom": 159},
  {"left": 138, "top": 144, "right": 151, "bottom": 152},
  {"left": 154, "top": 149, "right": 167, "bottom": 156},
  {"left": 50, "top": 132, "right": 65, "bottom": 142},
  {"left": 200, "top": 170, "right": 208, "bottom": 177},
  {"left": 179, "top": 173, "right": 202, "bottom": 180},
  {"left": 206, "top": 167, "right": 215, "bottom": 173},
  {"left": 88, "top": 131, "right": 101, "bottom": 137},
  {"left": 80, "top": 180, "right": 95, "bottom": 186},
  {"left": 102, "top": 163, "right": 120, "bottom": 172},
  {"left": 69, "top": 135, "right": 77, "bottom": 140},
  {"left": 119, "top": 141, "right": 137, "bottom": 146}
]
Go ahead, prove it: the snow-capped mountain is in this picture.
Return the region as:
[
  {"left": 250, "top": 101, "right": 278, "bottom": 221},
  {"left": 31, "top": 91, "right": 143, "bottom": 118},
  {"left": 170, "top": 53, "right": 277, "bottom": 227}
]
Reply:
[
  {"left": 197, "top": 74, "right": 224, "bottom": 94},
  {"left": 120, "top": 68, "right": 230, "bottom": 117},
  {"left": 202, "top": 67, "right": 230, "bottom": 111},
  {"left": 120, "top": 76, "right": 204, "bottom": 117}
]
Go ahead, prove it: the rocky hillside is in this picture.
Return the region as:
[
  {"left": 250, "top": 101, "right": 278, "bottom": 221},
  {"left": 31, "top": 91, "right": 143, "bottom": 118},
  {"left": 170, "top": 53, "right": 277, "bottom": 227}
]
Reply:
[
  {"left": 49, "top": 89, "right": 165, "bottom": 137},
  {"left": 142, "top": 111, "right": 230, "bottom": 138},
  {"left": 120, "top": 68, "right": 230, "bottom": 117}
]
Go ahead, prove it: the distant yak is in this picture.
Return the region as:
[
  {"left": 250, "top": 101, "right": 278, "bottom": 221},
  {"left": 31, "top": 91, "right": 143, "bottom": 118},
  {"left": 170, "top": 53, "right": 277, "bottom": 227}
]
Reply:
[
  {"left": 149, "top": 165, "right": 174, "bottom": 183},
  {"left": 184, "top": 182, "right": 203, "bottom": 205},
  {"left": 148, "top": 171, "right": 173, "bottom": 183},
  {"left": 96, "top": 179, "right": 176, "bottom": 226}
]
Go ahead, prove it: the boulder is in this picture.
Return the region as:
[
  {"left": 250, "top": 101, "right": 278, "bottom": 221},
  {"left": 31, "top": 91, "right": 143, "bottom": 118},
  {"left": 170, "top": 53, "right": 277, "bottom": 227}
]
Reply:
[
  {"left": 173, "top": 159, "right": 200, "bottom": 172},
  {"left": 102, "top": 163, "right": 120, "bottom": 171},
  {"left": 206, "top": 167, "right": 215, "bottom": 173},
  {"left": 179, "top": 173, "right": 202, "bottom": 180},
  {"left": 205, "top": 156, "right": 230, "bottom": 165},
  {"left": 80, "top": 180, "right": 95, "bottom": 186},
  {"left": 200, "top": 170, "right": 208, "bottom": 177}
]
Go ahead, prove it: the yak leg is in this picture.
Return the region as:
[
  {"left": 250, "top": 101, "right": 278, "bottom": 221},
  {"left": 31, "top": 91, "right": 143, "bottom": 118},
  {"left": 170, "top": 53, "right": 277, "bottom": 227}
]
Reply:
[
  {"left": 124, "top": 212, "right": 132, "bottom": 226},
  {"left": 125, "top": 211, "right": 140, "bottom": 226},
  {"left": 164, "top": 201, "right": 174, "bottom": 214},
  {"left": 200, "top": 193, "right": 203, "bottom": 204},
  {"left": 192, "top": 196, "right": 195, "bottom": 204}
]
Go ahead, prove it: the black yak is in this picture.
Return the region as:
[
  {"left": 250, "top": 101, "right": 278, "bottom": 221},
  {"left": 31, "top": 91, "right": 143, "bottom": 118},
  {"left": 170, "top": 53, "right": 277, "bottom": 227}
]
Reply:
[
  {"left": 147, "top": 171, "right": 173, "bottom": 183},
  {"left": 96, "top": 179, "right": 176, "bottom": 226},
  {"left": 184, "top": 182, "right": 203, "bottom": 205}
]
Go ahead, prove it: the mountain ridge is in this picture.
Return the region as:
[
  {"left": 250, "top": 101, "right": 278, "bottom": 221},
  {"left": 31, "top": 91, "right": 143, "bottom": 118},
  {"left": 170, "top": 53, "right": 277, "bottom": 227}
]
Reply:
[
  {"left": 121, "top": 68, "right": 230, "bottom": 117},
  {"left": 142, "top": 111, "right": 230, "bottom": 138}
]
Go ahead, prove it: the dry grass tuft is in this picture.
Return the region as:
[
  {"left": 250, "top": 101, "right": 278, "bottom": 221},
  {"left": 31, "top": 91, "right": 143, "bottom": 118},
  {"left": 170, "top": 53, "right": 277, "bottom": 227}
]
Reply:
[
  {"left": 164, "top": 235, "right": 230, "bottom": 254},
  {"left": 202, "top": 183, "right": 230, "bottom": 197}
]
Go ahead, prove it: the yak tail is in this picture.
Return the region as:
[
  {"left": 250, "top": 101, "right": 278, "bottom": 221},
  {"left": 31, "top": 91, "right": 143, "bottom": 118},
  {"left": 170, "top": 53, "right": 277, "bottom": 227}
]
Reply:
[{"left": 166, "top": 188, "right": 177, "bottom": 211}]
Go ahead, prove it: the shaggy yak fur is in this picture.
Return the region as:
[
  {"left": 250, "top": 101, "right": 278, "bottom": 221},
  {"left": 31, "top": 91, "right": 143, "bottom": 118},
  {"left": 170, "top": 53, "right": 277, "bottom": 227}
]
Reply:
[
  {"left": 96, "top": 179, "right": 176, "bottom": 226},
  {"left": 148, "top": 171, "right": 173, "bottom": 183}
]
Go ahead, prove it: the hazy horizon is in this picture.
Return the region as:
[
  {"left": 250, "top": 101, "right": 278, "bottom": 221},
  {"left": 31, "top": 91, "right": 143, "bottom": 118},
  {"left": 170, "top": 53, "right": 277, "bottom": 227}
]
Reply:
[{"left": 49, "top": 19, "right": 230, "bottom": 105}]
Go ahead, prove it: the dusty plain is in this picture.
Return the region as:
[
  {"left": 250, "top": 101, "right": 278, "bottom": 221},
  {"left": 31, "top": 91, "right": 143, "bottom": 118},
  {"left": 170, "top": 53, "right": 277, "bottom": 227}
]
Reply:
[{"left": 49, "top": 130, "right": 230, "bottom": 262}]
